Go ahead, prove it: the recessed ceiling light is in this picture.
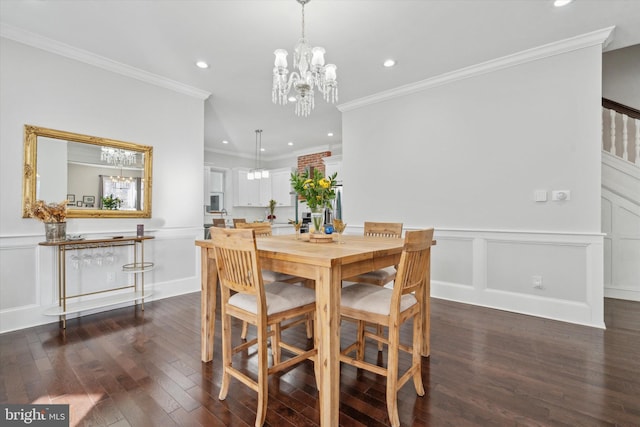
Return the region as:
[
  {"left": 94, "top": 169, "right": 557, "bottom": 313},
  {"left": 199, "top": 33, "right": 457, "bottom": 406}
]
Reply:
[
  {"left": 222, "top": 140, "right": 229, "bottom": 144},
  {"left": 260, "top": 148, "right": 265, "bottom": 152},
  {"left": 553, "top": 0, "right": 573, "bottom": 6},
  {"left": 327, "top": 132, "right": 334, "bottom": 137},
  {"left": 288, "top": 141, "right": 294, "bottom": 146},
  {"left": 195, "top": 61, "right": 209, "bottom": 69},
  {"left": 383, "top": 59, "right": 396, "bottom": 67},
  {"left": 288, "top": 96, "right": 297, "bottom": 102}
]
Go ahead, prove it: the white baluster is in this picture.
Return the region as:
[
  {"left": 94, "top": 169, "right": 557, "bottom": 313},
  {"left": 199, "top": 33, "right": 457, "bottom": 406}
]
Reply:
[
  {"left": 602, "top": 107, "right": 605, "bottom": 152},
  {"left": 622, "top": 114, "right": 629, "bottom": 161},
  {"left": 609, "top": 109, "right": 616, "bottom": 155},
  {"left": 635, "top": 118, "right": 640, "bottom": 166}
]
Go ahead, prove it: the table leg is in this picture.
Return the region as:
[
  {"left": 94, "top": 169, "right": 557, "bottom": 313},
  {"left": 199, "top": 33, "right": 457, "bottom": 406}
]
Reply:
[
  {"left": 315, "top": 266, "right": 341, "bottom": 426},
  {"left": 420, "top": 249, "right": 432, "bottom": 357},
  {"left": 201, "top": 247, "right": 218, "bottom": 362}
]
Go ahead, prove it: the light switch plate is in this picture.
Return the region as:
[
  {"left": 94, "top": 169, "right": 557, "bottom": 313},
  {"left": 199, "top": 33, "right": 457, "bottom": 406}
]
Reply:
[{"left": 534, "top": 190, "right": 547, "bottom": 202}]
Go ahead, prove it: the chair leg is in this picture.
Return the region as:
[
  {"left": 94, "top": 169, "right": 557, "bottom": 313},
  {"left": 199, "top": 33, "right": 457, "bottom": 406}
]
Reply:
[
  {"left": 302, "top": 279, "right": 315, "bottom": 338},
  {"left": 241, "top": 321, "right": 249, "bottom": 340},
  {"left": 305, "top": 313, "right": 313, "bottom": 339},
  {"left": 412, "top": 315, "right": 425, "bottom": 396},
  {"left": 218, "top": 311, "right": 232, "bottom": 400},
  {"left": 313, "top": 311, "right": 321, "bottom": 392},
  {"left": 386, "top": 319, "right": 400, "bottom": 427},
  {"left": 357, "top": 320, "right": 366, "bottom": 361},
  {"left": 272, "top": 323, "right": 282, "bottom": 365},
  {"left": 256, "top": 322, "right": 269, "bottom": 427},
  {"left": 377, "top": 324, "right": 384, "bottom": 351}
]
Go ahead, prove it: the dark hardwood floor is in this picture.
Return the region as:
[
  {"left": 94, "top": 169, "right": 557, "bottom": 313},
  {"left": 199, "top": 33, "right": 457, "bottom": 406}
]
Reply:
[{"left": 1, "top": 293, "right": 639, "bottom": 426}]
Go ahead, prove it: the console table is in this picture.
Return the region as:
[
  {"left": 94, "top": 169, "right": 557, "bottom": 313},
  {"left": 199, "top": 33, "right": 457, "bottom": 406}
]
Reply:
[{"left": 40, "top": 236, "right": 154, "bottom": 328}]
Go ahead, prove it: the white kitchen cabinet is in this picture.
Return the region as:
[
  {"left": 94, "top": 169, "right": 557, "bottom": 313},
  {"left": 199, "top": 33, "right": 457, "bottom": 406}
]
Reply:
[
  {"left": 210, "top": 170, "right": 224, "bottom": 193},
  {"left": 233, "top": 167, "right": 293, "bottom": 208},
  {"left": 270, "top": 168, "right": 293, "bottom": 207},
  {"left": 259, "top": 176, "right": 272, "bottom": 206},
  {"left": 203, "top": 166, "right": 210, "bottom": 204},
  {"left": 233, "top": 168, "right": 261, "bottom": 207}
]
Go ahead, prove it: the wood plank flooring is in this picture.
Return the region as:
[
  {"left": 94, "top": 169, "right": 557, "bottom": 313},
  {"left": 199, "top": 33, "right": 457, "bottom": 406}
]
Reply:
[{"left": 1, "top": 293, "right": 639, "bottom": 426}]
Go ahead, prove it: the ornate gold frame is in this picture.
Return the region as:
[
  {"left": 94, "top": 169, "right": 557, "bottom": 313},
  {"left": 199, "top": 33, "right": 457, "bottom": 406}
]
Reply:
[{"left": 22, "top": 125, "right": 153, "bottom": 219}]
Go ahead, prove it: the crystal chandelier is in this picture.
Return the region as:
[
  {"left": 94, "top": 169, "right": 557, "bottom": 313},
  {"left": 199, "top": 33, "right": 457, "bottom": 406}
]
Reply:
[
  {"left": 272, "top": 0, "right": 338, "bottom": 117},
  {"left": 101, "top": 147, "right": 137, "bottom": 166},
  {"left": 248, "top": 129, "right": 269, "bottom": 180}
]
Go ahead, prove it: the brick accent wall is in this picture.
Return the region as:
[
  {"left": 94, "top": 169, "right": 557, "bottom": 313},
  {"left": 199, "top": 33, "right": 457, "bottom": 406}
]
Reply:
[{"left": 297, "top": 151, "right": 332, "bottom": 175}]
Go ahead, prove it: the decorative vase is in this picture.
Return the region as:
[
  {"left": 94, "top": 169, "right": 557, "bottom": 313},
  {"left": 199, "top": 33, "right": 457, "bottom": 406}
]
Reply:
[
  {"left": 44, "top": 222, "right": 66, "bottom": 242},
  {"left": 310, "top": 207, "right": 325, "bottom": 234}
]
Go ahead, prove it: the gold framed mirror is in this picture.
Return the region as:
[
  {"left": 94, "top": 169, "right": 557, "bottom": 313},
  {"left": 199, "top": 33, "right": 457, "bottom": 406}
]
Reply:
[{"left": 22, "top": 125, "right": 153, "bottom": 218}]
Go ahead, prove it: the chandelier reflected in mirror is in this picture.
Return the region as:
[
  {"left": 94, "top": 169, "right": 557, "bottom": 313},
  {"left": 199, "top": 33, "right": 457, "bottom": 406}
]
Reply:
[
  {"left": 272, "top": 0, "right": 338, "bottom": 117},
  {"left": 101, "top": 147, "right": 137, "bottom": 166}
]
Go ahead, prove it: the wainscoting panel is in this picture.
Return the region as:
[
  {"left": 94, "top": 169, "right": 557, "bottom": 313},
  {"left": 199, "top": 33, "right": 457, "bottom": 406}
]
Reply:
[
  {"left": 486, "top": 240, "right": 587, "bottom": 301},
  {"left": 0, "top": 228, "right": 202, "bottom": 333},
  {"left": 0, "top": 244, "right": 39, "bottom": 309},
  {"left": 430, "top": 228, "right": 604, "bottom": 328},
  {"left": 602, "top": 188, "right": 640, "bottom": 301},
  {"left": 430, "top": 237, "right": 474, "bottom": 287}
]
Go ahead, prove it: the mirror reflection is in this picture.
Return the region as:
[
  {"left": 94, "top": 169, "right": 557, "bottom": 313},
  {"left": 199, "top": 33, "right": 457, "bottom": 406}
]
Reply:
[{"left": 22, "top": 125, "right": 153, "bottom": 219}]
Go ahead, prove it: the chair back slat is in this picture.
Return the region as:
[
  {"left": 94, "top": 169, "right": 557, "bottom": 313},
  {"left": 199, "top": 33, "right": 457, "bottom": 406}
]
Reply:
[
  {"left": 393, "top": 228, "right": 435, "bottom": 298},
  {"left": 212, "top": 218, "right": 226, "bottom": 228},
  {"left": 210, "top": 228, "right": 263, "bottom": 296},
  {"left": 232, "top": 218, "right": 247, "bottom": 227},
  {"left": 364, "top": 221, "right": 403, "bottom": 238},
  {"left": 235, "top": 222, "right": 273, "bottom": 237}
]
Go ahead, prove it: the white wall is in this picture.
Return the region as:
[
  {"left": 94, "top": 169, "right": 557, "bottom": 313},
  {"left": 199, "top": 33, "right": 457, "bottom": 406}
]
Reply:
[
  {"left": 340, "top": 33, "right": 608, "bottom": 327},
  {"left": 0, "top": 38, "right": 206, "bottom": 332},
  {"left": 603, "top": 44, "right": 640, "bottom": 109}
]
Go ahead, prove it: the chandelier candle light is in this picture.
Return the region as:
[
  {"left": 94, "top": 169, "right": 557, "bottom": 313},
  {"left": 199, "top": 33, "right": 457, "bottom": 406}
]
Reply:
[
  {"left": 101, "top": 147, "right": 137, "bottom": 166},
  {"left": 272, "top": 0, "right": 338, "bottom": 117}
]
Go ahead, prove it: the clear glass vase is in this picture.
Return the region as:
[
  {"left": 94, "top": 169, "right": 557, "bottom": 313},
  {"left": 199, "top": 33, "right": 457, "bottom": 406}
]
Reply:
[
  {"left": 44, "top": 222, "right": 66, "bottom": 242},
  {"left": 310, "top": 207, "right": 324, "bottom": 234}
]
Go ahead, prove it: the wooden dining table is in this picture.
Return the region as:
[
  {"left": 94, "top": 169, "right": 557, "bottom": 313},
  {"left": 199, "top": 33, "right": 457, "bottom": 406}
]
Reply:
[{"left": 195, "top": 233, "right": 435, "bottom": 426}]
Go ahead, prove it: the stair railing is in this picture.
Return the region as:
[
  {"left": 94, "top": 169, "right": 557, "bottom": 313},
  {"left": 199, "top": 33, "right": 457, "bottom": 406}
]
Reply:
[{"left": 602, "top": 98, "right": 640, "bottom": 166}]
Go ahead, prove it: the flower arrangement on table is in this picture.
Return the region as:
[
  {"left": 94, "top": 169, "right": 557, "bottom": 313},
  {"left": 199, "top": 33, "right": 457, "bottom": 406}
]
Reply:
[
  {"left": 290, "top": 169, "right": 338, "bottom": 234},
  {"left": 267, "top": 199, "right": 277, "bottom": 222},
  {"left": 26, "top": 199, "right": 68, "bottom": 223},
  {"left": 26, "top": 199, "right": 68, "bottom": 242}
]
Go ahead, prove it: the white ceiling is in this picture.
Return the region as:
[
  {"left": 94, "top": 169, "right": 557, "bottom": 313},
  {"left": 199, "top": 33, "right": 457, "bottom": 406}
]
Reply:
[{"left": 1, "top": 0, "right": 639, "bottom": 160}]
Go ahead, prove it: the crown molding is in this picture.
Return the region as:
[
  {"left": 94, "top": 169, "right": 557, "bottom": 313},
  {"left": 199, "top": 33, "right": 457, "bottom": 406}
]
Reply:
[
  {"left": 1, "top": 24, "right": 211, "bottom": 100},
  {"left": 205, "top": 143, "right": 341, "bottom": 163},
  {"left": 338, "top": 26, "right": 615, "bottom": 112}
]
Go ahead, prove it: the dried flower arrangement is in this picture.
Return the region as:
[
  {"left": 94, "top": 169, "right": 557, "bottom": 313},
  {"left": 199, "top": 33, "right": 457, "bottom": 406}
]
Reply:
[{"left": 26, "top": 199, "right": 68, "bottom": 223}]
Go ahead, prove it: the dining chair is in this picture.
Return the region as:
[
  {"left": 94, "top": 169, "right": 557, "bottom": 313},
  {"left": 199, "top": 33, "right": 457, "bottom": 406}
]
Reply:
[
  {"left": 210, "top": 227, "right": 318, "bottom": 427},
  {"left": 235, "top": 222, "right": 315, "bottom": 339},
  {"left": 344, "top": 221, "right": 403, "bottom": 286},
  {"left": 339, "top": 228, "right": 434, "bottom": 427},
  {"left": 344, "top": 221, "right": 403, "bottom": 349},
  {"left": 232, "top": 218, "right": 247, "bottom": 227},
  {"left": 212, "top": 218, "right": 226, "bottom": 228}
]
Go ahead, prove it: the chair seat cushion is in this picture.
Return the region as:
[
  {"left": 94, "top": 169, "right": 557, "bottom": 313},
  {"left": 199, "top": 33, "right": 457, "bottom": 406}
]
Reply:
[
  {"left": 261, "top": 269, "right": 298, "bottom": 284},
  {"left": 352, "top": 266, "right": 396, "bottom": 283},
  {"left": 229, "top": 282, "right": 315, "bottom": 315},
  {"left": 341, "top": 283, "right": 417, "bottom": 316}
]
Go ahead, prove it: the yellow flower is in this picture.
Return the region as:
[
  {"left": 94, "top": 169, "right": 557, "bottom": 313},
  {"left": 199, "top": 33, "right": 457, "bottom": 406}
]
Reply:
[{"left": 290, "top": 169, "right": 338, "bottom": 210}]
